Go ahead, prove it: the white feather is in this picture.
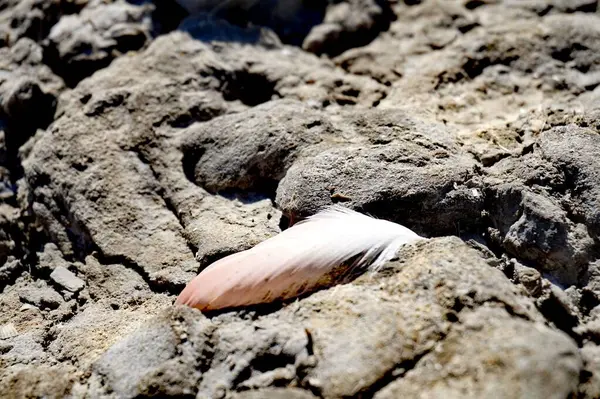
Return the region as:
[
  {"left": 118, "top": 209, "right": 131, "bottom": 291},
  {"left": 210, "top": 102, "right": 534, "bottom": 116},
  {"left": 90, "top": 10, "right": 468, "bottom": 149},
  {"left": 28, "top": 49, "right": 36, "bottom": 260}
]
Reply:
[{"left": 176, "top": 205, "right": 423, "bottom": 311}]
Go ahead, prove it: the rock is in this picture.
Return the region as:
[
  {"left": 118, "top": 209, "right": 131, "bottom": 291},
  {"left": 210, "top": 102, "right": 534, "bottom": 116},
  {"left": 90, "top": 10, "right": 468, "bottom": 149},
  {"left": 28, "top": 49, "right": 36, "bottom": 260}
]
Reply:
[
  {"left": 1, "top": 0, "right": 600, "bottom": 396},
  {"left": 0, "top": 37, "right": 64, "bottom": 94},
  {"left": 0, "top": 258, "right": 23, "bottom": 289},
  {"left": 302, "top": 0, "right": 394, "bottom": 56},
  {"left": 537, "top": 283, "right": 581, "bottom": 338},
  {"left": 84, "top": 238, "right": 559, "bottom": 398},
  {"left": 0, "top": 38, "right": 62, "bottom": 173},
  {"left": 372, "top": 7, "right": 600, "bottom": 145},
  {"left": 0, "top": 279, "right": 46, "bottom": 339},
  {"left": 175, "top": 0, "right": 325, "bottom": 46},
  {"left": 1, "top": 77, "right": 56, "bottom": 145},
  {"left": 0, "top": 330, "right": 54, "bottom": 377},
  {"left": 49, "top": 266, "right": 84, "bottom": 293},
  {"left": 22, "top": 31, "right": 384, "bottom": 290},
  {"left": 0, "top": 323, "right": 18, "bottom": 340},
  {"left": 2, "top": 78, "right": 52, "bottom": 121},
  {"left": 374, "top": 306, "right": 581, "bottom": 399},
  {"left": 18, "top": 280, "right": 63, "bottom": 310},
  {"left": 581, "top": 260, "right": 600, "bottom": 312},
  {"left": 80, "top": 255, "right": 151, "bottom": 308},
  {"left": 36, "top": 243, "right": 71, "bottom": 275},
  {"left": 0, "top": 204, "right": 20, "bottom": 266},
  {"left": 231, "top": 388, "right": 319, "bottom": 399},
  {"left": 580, "top": 343, "right": 600, "bottom": 398},
  {"left": 0, "top": 365, "right": 76, "bottom": 399},
  {"left": 47, "top": 296, "right": 172, "bottom": 372},
  {"left": 276, "top": 109, "right": 484, "bottom": 235},
  {"left": 485, "top": 183, "right": 594, "bottom": 285},
  {"left": 537, "top": 126, "right": 600, "bottom": 240},
  {"left": 178, "top": 13, "right": 283, "bottom": 47},
  {"left": 481, "top": 125, "right": 600, "bottom": 287},
  {"left": 45, "top": 0, "right": 155, "bottom": 86},
  {"left": 464, "top": 0, "right": 598, "bottom": 14},
  {"left": 87, "top": 308, "right": 197, "bottom": 398},
  {"left": 181, "top": 99, "right": 333, "bottom": 195},
  {"left": 0, "top": 0, "right": 85, "bottom": 45},
  {"left": 514, "top": 262, "right": 542, "bottom": 297}
]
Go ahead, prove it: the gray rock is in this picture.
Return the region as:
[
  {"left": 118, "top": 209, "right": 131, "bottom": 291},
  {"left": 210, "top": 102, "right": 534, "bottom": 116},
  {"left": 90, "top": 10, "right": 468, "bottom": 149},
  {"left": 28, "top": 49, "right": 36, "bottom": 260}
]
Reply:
[
  {"left": 46, "top": 293, "right": 173, "bottom": 372},
  {"left": 0, "top": 323, "right": 18, "bottom": 340},
  {"left": 174, "top": 0, "right": 391, "bottom": 53},
  {"left": 537, "top": 126, "right": 600, "bottom": 240},
  {"left": 276, "top": 109, "right": 484, "bottom": 235},
  {"left": 91, "top": 319, "right": 179, "bottom": 397},
  {"left": 0, "top": 204, "right": 20, "bottom": 268},
  {"left": 22, "top": 31, "right": 384, "bottom": 289},
  {"left": 45, "top": 0, "right": 154, "bottom": 86},
  {"left": 302, "top": 0, "right": 394, "bottom": 56},
  {"left": 485, "top": 183, "right": 594, "bottom": 285},
  {"left": 80, "top": 255, "right": 151, "bottom": 307},
  {"left": 0, "top": 330, "right": 53, "bottom": 373},
  {"left": 2, "top": 0, "right": 600, "bottom": 396},
  {"left": 88, "top": 307, "right": 207, "bottom": 398},
  {"left": 579, "top": 343, "right": 600, "bottom": 398},
  {"left": 536, "top": 283, "right": 581, "bottom": 337},
  {"left": 0, "top": 37, "right": 64, "bottom": 94},
  {"left": 36, "top": 243, "right": 71, "bottom": 274},
  {"left": 375, "top": 8, "right": 600, "bottom": 145},
  {"left": 466, "top": 0, "right": 599, "bottom": 14},
  {"left": 374, "top": 306, "right": 581, "bottom": 399},
  {"left": 181, "top": 99, "right": 334, "bottom": 194},
  {"left": 0, "top": 365, "right": 76, "bottom": 399},
  {"left": 232, "top": 388, "right": 318, "bottom": 399},
  {"left": 175, "top": 0, "right": 325, "bottom": 46},
  {"left": 18, "top": 280, "right": 63, "bottom": 310},
  {"left": 0, "top": 258, "right": 23, "bottom": 289},
  {"left": 1, "top": 78, "right": 54, "bottom": 124},
  {"left": 480, "top": 125, "right": 600, "bottom": 287},
  {"left": 178, "top": 12, "right": 283, "bottom": 47},
  {"left": 0, "top": 38, "right": 61, "bottom": 166},
  {"left": 582, "top": 260, "right": 600, "bottom": 311},
  {"left": 0, "top": 0, "right": 85, "bottom": 45},
  {"left": 514, "top": 262, "right": 542, "bottom": 297},
  {"left": 86, "top": 238, "right": 561, "bottom": 398},
  {"left": 49, "top": 266, "right": 84, "bottom": 293}
]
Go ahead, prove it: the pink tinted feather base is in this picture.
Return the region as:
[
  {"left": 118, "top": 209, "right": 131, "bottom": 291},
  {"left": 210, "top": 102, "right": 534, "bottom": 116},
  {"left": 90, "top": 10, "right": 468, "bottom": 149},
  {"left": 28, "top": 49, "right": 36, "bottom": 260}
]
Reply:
[{"left": 175, "top": 205, "right": 423, "bottom": 312}]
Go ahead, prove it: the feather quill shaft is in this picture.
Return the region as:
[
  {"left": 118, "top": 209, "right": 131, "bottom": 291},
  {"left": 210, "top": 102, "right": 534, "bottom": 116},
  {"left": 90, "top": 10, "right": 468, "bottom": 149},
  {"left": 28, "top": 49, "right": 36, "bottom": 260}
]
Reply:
[{"left": 176, "top": 205, "right": 423, "bottom": 311}]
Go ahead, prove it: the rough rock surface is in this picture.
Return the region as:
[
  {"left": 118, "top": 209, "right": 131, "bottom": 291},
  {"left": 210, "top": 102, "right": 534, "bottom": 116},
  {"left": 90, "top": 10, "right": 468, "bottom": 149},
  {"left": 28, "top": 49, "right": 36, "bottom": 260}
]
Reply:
[
  {"left": 0, "top": 0, "right": 599, "bottom": 397},
  {"left": 44, "top": 0, "right": 155, "bottom": 87}
]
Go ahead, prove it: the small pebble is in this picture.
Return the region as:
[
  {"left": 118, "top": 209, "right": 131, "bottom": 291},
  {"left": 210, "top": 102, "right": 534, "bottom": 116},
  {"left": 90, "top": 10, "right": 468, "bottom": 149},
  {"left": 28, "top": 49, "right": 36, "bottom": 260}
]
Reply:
[{"left": 50, "top": 266, "right": 85, "bottom": 293}]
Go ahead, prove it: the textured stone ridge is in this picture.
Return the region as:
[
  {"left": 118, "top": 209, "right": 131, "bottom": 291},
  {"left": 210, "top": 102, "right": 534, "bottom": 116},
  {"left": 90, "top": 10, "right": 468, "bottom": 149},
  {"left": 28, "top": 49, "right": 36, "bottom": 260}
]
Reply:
[{"left": 0, "top": 0, "right": 600, "bottom": 397}]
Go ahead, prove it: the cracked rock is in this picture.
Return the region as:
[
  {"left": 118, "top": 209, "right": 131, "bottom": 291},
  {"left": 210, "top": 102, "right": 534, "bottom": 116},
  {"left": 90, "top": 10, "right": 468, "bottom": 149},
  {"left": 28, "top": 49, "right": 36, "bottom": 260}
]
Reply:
[
  {"left": 83, "top": 238, "right": 561, "bottom": 398},
  {"left": 374, "top": 306, "right": 581, "bottom": 399},
  {"left": 22, "top": 30, "right": 384, "bottom": 289},
  {"left": 485, "top": 183, "right": 594, "bottom": 286}
]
